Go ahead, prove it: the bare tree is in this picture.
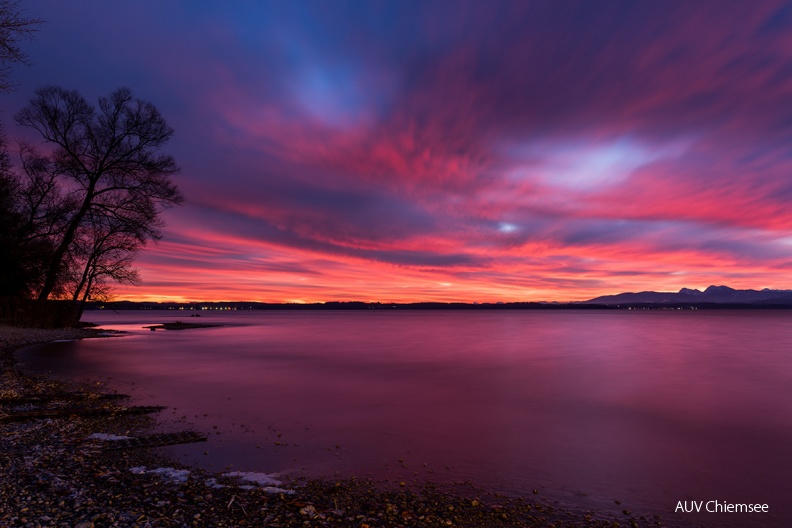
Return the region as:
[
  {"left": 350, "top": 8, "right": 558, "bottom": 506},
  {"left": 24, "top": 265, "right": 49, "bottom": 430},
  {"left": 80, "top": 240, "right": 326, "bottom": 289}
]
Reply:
[
  {"left": 0, "top": 0, "right": 40, "bottom": 92},
  {"left": 69, "top": 208, "right": 143, "bottom": 319},
  {"left": 0, "top": 127, "right": 27, "bottom": 297},
  {"left": 15, "top": 86, "right": 182, "bottom": 303},
  {"left": 15, "top": 143, "right": 76, "bottom": 244},
  {"left": 0, "top": 134, "right": 71, "bottom": 299}
]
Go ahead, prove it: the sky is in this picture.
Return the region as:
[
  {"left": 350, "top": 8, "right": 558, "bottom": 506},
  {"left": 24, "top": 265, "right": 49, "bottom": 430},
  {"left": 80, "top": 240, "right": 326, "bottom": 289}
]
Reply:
[{"left": 4, "top": 0, "right": 792, "bottom": 303}]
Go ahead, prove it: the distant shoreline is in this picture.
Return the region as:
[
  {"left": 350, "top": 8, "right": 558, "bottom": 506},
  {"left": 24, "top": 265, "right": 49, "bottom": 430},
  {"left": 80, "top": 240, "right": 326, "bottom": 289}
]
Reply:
[
  {"left": 85, "top": 300, "right": 792, "bottom": 311},
  {"left": 85, "top": 285, "right": 792, "bottom": 311}
]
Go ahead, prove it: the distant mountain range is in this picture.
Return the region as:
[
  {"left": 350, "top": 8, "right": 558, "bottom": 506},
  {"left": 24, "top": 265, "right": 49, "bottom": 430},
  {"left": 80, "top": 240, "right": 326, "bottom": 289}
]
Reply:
[{"left": 584, "top": 285, "right": 792, "bottom": 305}]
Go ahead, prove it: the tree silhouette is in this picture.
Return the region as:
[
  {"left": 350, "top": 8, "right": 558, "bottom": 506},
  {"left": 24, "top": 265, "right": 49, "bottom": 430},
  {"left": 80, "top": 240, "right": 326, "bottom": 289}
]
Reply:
[
  {"left": 15, "top": 86, "right": 182, "bottom": 303},
  {"left": 69, "top": 207, "right": 143, "bottom": 319},
  {"left": 0, "top": 140, "right": 75, "bottom": 299},
  {"left": 0, "top": 0, "right": 40, "bottom": 92}
]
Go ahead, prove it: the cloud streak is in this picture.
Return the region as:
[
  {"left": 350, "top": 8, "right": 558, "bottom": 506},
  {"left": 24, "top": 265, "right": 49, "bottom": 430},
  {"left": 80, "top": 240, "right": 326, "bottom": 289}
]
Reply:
[{"left": 6, "top": 0, "right": 792, "bottom": 301}]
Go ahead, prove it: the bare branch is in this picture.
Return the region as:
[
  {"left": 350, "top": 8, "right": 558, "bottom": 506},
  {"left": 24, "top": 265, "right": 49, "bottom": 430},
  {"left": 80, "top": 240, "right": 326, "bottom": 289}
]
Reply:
[
  {"left": 10, "top": 86, "right": 182, "bottom": 304},
  {"left": 0, "top": 0, "right": 42, "bottom": 92}
]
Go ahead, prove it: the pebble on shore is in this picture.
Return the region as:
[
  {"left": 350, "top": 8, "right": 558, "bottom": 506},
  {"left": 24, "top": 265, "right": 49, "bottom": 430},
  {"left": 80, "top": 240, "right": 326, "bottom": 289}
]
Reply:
[{"left": 0, "top": 325, "right": 673, "bottom": 528}]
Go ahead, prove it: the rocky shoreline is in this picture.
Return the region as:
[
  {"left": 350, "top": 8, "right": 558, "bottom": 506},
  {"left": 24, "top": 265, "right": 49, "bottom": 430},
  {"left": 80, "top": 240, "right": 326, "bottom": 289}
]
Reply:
[{"left": 1, "top": 326, "right": 673, "bottom": 527}]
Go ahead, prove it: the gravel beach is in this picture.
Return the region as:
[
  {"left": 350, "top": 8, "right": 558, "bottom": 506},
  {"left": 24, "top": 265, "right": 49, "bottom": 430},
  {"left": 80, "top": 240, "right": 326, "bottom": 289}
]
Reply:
[{"left": 0, "top": 326, "right": 674, "bottom": 528}]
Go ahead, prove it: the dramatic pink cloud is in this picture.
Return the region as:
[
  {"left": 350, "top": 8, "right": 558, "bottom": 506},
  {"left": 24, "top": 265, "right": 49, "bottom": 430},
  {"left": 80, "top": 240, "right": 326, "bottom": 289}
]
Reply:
[{"left": 6, "top": 1, "right": 792, "bottom": 301}]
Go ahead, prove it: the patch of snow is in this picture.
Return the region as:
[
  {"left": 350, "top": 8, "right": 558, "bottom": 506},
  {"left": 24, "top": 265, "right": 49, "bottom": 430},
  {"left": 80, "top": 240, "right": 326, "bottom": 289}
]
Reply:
[
  {"left": 205, "top": 478, "right": 225, "bottom": 489},
  {"left": 129, "top": 466, "right": 190, "bottom": 483},
  {"left": 87, "top": 433, "right": 132, "bottom": 441},
  {"left": 263, "top": 486, "right": 295, "bottom": 495},
  {"left": 223, "top": 471, "right": 281, "bottom": 486},
  {"left": 148, "top": 467, "right": 191, "bottom": 483},
  {"left": 223, "top": 471, "right": 295, "bottom": 494}
]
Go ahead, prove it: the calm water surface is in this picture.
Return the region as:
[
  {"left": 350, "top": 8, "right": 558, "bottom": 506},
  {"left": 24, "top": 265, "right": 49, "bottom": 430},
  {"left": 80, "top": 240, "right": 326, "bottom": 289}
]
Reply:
[{"left": 19, "top": 310, "right": 792, "bottom": 527}]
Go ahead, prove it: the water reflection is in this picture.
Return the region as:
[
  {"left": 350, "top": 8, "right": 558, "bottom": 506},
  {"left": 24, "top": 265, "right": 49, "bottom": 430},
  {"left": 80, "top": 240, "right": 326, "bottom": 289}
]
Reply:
[{"left": 19, "top": 310, "right": 792, "bottom": 527}]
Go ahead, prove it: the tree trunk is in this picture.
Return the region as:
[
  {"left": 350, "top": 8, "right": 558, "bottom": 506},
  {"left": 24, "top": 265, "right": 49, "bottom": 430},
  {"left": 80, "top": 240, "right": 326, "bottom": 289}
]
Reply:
[
  {"left": 36, "top": 183, "right": 95, "bottom": 302},
  {"left": 76, "top": 273, "right": 94, "bottom": 322},
  {"left": 72, "top": 262, "right": 89, "bottom": 302}
]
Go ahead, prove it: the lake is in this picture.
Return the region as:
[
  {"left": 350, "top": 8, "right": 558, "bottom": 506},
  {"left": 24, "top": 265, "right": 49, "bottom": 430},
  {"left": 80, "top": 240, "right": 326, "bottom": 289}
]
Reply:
[{"left": 18, "top": 309, "right": 792, "bottom": 527}]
